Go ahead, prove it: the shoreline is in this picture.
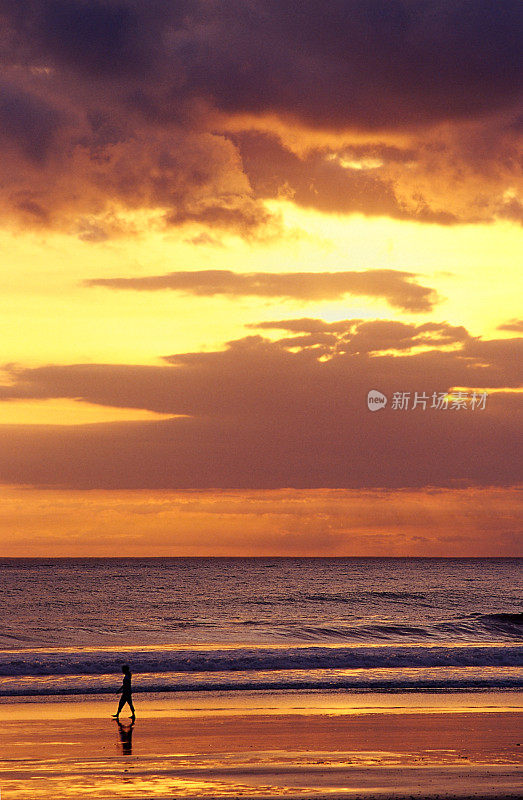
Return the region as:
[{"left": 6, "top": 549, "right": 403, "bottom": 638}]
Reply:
[
  {"left": 1, "top": 688, "right": 522, "bottom": 717},
  {"left": 0, "top": 691, "right": 521, "bottom": 799}
]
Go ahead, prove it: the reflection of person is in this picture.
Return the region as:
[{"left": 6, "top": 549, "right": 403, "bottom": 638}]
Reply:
[
  {"left": 112, "top": 664, "right": 135, "bottom": 720},
  {"left": 117, "top": 720, "right": 134, "bottom": 755}
]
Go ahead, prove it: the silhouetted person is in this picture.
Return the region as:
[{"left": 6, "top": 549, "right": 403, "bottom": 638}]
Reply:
[
  {"left": 113, "top": 664, "right": 135, "bottom": 720},
  {"left": 116, "top": 719, "right": 134, "bottom": 755}
]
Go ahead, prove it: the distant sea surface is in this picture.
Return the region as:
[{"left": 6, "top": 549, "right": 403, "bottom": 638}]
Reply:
[{"left": 0, "top": 558, "right": 521, "bottom": 700}]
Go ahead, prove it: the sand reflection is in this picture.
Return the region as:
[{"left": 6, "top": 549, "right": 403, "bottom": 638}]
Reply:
[{"left": 116, "top": 720, "right": 134, "bottom": 755}]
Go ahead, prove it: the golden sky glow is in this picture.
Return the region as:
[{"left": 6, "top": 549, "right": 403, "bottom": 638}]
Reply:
[
  {"left": 1, "top": 487, "right": 520, "bottom": 558},
  {"left": 1, "top": 210, "right": 521, "bottom": 372},
  {"left": 0, "top": 0, "right": 521, "bottom": 555}
]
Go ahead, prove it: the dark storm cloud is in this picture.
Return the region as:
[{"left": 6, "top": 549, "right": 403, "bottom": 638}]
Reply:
[
  {"left": 0, "top": 0, "right": 520, "bottom": 234},
  {"left": 0, "top": 81, "right": 66, "bottom": 163},
  {"left": 177, "top": 0, "right": 522, "bottom": 129},
  {"left": 2, "top": 1, "right": 521, "bottom": 127},
  {"left": 0, "top": 323, "right": 520, "bottom": 489},
  {"left": 0, "top": 0, "right": 185, "bottom": 77},
  {"left": 84, "top": 268, "right": 439, "bottom": 312},
  {"left": 34, "top": 0, "right": 152, "bottom": 77}
]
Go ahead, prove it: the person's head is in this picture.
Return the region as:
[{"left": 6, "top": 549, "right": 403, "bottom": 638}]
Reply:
[{"left": 122, "top": 664, "right": 130, "bottom": 674}]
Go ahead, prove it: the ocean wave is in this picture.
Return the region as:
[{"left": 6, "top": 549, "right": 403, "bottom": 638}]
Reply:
[
  {"left": 0, "top": 666, "right": 521, "bottom": 697},
  {"left": 1, "top": 610, "right": 520, "bottom": 649},
  {"left": 245, "top": 590, "right": 429, "bottom": 605},
  {"left": 475, "top": 612, "right": 523, "bottom": 628},
  {"left": 0, "top": 643, "right": 520, "bottom": 679},
  {"left": 434, "top": 613, "right": 523, "bottom": 639},
  {"left": 271, "top": 614, "right": 523, "bottom": 642}
]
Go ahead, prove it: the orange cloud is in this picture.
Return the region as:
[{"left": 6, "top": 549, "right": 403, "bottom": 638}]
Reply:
[
  {"left": 0, "top": 322, "right": 520, "bottom": 489},
  {"left": 84, "top": 269, "right": 440, "bottom": 313}
]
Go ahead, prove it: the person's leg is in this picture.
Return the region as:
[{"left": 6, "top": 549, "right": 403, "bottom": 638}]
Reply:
[
  {"left": 120, "top": 693, "right": 134, "bottom": 717},
  {"left": 113, "top": 695, "right": 126, "bottom": 718}
]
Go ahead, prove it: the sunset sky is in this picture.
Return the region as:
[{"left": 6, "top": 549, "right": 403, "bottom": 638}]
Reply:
[{"left": 0, "top": 0, "right": 521, "bottom": 556}]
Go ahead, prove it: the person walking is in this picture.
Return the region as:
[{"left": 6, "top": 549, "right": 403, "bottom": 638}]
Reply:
[{"left": 113, "top": 664, "right": 135, "bottom": 720}]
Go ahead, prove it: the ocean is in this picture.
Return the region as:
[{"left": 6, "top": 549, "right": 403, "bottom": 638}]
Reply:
[{"left": 0, "top": 558, "right": 521, "bottom": 700}]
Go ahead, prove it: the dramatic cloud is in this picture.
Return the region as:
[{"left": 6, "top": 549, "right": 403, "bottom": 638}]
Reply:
[
  {"left": 0, "top": 116, "right": 271, "bottom": 238},
  {"left": 233, "top": 131, "right": 460, "bottom": 224},
  {"left": 2, "top": 0, "right": 520, "bottom": 127},
  {"left": 84, "top": 269, "right": 439, "bottom": 312},
  {"left": 0, "top": 321, "right": 520, "bottom": 489},
  {"left": 0, "top": 0, "right": 520, "bottom": 235},
  {"left": 0, "top": 3, "right": 520, "bottom": 559},
  {"left": 232, "top": 129, "right": 522, "bottom": 226},
  {"left": 182, "top": 0, "right": 522, "bottom": 128}
]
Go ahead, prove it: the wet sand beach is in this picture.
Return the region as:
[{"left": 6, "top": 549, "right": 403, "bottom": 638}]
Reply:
[{"left": 0, "top": 691, "right": 521, "bottom": 799}]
